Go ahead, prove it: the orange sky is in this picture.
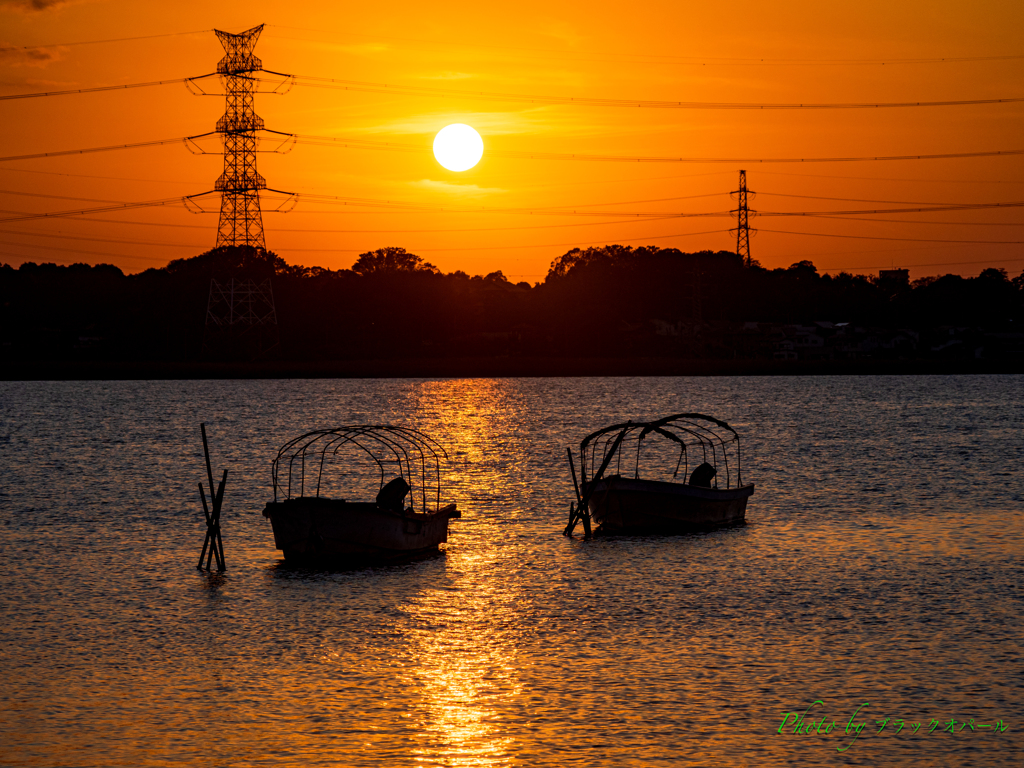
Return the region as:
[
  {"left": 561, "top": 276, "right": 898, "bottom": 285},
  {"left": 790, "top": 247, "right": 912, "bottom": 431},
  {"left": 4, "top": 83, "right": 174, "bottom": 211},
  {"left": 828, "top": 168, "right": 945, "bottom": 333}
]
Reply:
[{"left": 2, "top": 0, "right": 1023, "bottom": 280}]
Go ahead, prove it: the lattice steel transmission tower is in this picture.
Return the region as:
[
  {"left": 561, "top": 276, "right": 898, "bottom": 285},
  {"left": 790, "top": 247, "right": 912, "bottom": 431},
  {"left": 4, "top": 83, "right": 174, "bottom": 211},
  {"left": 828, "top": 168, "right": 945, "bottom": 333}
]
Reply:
[
  {"left": 201, "top": 25, "right": 280, "bottom": 359},
  {"left": 731, "top": 169, "right": 755, "bottom": 267},
  {"left": 214, "top": 24, "right": 267, "bottom": 249}
]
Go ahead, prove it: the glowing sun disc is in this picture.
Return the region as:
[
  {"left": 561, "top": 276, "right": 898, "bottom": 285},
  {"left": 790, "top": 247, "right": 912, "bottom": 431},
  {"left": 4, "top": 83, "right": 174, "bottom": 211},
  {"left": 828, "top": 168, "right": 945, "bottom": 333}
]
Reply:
[{"left": 433, "top": 123, "right": 484, "bottom": 171}]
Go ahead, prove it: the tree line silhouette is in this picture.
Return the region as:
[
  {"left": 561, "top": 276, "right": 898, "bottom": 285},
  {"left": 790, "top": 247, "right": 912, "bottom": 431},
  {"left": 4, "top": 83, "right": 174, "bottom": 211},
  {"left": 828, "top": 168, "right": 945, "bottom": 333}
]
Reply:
[{"left": 2, "top": 244, "right": 1021, "bottom": 366}]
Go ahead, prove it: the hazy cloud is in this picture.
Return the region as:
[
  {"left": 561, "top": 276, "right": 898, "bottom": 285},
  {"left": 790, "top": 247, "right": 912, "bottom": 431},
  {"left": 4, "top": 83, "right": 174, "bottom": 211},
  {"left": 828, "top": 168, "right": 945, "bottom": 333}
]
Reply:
[
  {"left": 1, "top": 0, "right": 76, "bottom": 10},
  {"left": 536, "top": 19, "right": 584, "bottom": 48},
  {"left": 359, "top": 107, "right": 570, "bottom": 137},
  {"left": 419, "top": 71, "right": 475, "bottom": 81},
  {"left": 266, "top": 33, "right": 389, "bottom": 57},
  {"left": 410, "top": 179, "right": 506, "bottom": 196},
  {"left": 0, "top": 44, "right": 64, "bottom": 67}
]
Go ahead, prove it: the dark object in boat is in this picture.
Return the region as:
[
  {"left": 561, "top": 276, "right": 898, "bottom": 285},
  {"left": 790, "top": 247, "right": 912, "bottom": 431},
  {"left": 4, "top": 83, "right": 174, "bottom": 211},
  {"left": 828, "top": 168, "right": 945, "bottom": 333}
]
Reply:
[
  {"left": 262, "top": 426, "right": 460, "bottom": 565},
  {"left": 564, "top": 413, "right": 754, "bottom": 536},
  {"left": 376, "top": 476, "right": 411, "bottom": 512},
  {"left": 688, "top": 462, "right": 717, "bottom": 487}
]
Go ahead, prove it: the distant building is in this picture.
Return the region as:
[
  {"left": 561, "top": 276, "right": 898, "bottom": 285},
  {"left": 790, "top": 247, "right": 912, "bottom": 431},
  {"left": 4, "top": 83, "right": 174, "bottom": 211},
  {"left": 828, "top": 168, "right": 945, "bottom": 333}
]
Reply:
[{"left": 878, "top": 268, "right": 910, "bottom": 287}]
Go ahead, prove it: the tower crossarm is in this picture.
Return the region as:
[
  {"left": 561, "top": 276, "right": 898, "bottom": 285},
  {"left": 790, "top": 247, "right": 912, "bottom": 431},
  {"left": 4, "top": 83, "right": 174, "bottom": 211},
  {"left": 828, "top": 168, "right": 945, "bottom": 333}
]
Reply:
[{"left": 214, "top": 25, "right": 264, "bottom": 75}]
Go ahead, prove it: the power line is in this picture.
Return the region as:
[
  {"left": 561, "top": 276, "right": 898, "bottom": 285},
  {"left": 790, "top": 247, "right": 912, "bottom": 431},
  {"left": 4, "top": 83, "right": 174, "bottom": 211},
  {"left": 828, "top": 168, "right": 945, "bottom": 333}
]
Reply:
[
  {"left": 0, "top": 166, "right": 204, "bottom": 185},
  {"left": 12, "top": 68, "right": 1016, "bottom": 110},
  {"left": 0, "top": 188, "right": 139, "bottom": 204},
  {"left": 263, "top": 28, "right": 1024, "bottom": 67},
  {"left": 820, "top": 257, "right": 1024, "bottom": 272},
  {"left": 759, "top": 228, "right": 1024, "bottom": 244},
  {"left": 0, "top": 137, "right": 197, "bottom": 163},
  {"left": 0, "top": 242, "right": 174, "bottom": 263},
  {"left": 0, "top": 30, "right": 212, "bottom": 52},
  {"left": 759, "top": 192, "right": 985, "bottom": 206},
  {"left": 0, "top": 212, "right": 687, "bottom": 234},
  {"left": 0, "top": 75, "right": 215, "bottom": 101},
  {"left": 7, "top": 130, "right": 1024, "bottom": 167},
  {"left": 805, "top": 215, "right": 1024, "bottom": 226},
  {"left": 753, "top": 169, "right": 1024, "bottom": 184},
  {"left": 9, "top": 187, "right": 1024, "bottom": 223},
  {"left": 290, "top": 133, "right": 1024, "bottom": 164},
  {"left": 279, "top": 72, "right": 1024, "bottom": 110},
  {"left": 272, "top": 228, "right": 733, "bottom": 253},
  {"left": 0, "top": 228, "right": 205, "bottom": 248},
  {"left": 760, "top": 201, "right": 1024, "bottom": 216},
  {"left": 0, "top": 194, "right": 214, "bottom": 223}
]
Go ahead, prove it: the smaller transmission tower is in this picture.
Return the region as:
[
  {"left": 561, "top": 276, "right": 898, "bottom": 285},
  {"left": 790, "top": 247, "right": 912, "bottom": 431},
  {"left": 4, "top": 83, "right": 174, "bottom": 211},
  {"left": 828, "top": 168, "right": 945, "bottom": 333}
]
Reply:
[{"left": 731, "top": 169, "right": 755, "bottom": 267}]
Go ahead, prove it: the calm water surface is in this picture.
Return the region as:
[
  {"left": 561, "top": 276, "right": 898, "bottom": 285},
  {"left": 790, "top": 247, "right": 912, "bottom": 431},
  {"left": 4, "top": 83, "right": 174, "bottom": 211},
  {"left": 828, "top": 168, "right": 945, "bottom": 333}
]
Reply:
[{"left": 1, "top": 376, "right": 1022, "bottom": 767}]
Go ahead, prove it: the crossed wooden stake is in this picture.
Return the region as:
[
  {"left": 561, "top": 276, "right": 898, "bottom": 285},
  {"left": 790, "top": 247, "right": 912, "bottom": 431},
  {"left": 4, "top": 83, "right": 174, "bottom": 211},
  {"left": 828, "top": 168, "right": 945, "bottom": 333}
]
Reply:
[{"left": 198, "top": 423, "right": 227, "bottom": 571}]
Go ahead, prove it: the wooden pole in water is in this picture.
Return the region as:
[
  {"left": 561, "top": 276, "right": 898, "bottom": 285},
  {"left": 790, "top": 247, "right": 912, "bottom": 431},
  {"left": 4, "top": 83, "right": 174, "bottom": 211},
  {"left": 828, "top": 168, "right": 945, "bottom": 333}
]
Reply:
[
  {"left": 201, "top": 424, "right": 216, "bottom": 507},
  {"left": 198, "top": 483, "right": 212, "bottom": 569},
  {"left": 213, "top": 470, "right": 227, "bottom": 571},
  {"left": 198, "top": 423, "right": 227, "bottom": 572},
  {"left": 567, "top": 448, "right": 582, "bottom": 506}
]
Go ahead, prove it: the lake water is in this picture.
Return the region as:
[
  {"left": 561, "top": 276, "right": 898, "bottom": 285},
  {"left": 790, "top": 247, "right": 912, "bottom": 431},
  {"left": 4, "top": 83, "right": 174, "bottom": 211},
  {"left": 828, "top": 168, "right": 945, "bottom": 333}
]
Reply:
[{"left": 1, "top": 375, "right": 1021, "bottom": 767}]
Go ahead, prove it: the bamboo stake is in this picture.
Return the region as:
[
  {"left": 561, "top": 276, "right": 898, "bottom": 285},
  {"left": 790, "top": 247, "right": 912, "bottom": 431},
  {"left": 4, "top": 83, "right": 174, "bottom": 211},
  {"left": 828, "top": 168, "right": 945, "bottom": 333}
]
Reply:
[
  {"left": 564, "top": 427, "right": 628, "bottom": 537},
  {"left": 201, "top": 423, "right": 215, "bottom": 506},
  {"left": 197, "top": 483, "right": 212, "bottom": 570},
  {"left": 198, "top": 424, "right": 227, "bottom": 572},
  {"left": 567, "top": 448, "right": 582, "bottom": 506},
  {"left": 213, "top": 470, "right": 227, "bottom": 571}
]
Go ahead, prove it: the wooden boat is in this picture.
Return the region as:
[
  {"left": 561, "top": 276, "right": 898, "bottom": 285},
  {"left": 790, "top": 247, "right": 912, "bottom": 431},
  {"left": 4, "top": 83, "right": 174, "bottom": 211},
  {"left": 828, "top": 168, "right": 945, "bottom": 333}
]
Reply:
[
  {"left": 262, "top": 426, "right": 460, "bottom": 564},
  {"left": 564, "top": 413, "right": 754, "bottom": 535}
]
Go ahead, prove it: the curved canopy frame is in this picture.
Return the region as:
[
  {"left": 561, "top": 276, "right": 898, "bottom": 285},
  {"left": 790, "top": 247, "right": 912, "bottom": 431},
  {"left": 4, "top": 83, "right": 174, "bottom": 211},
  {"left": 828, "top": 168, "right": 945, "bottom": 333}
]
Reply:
[
  {"left": 270, "top": 425, "right": 449, "bottom": 512},
  {"left": 578, "top": 413, "right": 743, "bottom": 490}
]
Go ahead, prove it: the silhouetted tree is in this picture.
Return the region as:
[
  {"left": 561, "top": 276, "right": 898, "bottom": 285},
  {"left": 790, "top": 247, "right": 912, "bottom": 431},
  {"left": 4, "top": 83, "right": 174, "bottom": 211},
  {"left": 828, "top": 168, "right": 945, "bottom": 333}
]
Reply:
[{"left": 351, "top": 247, "right": 438, "bottom": 277}]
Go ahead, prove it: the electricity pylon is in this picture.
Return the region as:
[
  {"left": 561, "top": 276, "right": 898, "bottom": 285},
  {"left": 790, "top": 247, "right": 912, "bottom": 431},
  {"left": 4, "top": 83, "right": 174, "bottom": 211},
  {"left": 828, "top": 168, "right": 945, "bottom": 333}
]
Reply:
[
  {"left": 201, "top": 25, "right": 279, "bottom": 359},
  {"left": 214, "top": 24, "right": 267, "bottom": 249},
  {"left": 731, "top": 169, "right": 755, "bottom": 267}
]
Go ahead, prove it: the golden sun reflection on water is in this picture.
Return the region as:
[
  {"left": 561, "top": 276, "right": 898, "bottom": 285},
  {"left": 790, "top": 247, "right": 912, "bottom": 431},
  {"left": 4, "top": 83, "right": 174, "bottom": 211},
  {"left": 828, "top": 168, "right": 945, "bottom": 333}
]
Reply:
[{"left": 400, "top": 546, "right": 523, "bottom": 766}]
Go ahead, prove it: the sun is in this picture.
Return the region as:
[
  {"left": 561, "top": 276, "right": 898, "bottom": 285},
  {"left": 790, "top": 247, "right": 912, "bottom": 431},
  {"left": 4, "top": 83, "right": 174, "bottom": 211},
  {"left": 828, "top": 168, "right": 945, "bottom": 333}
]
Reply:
[{"left": 433, "top": 124, "right": 484, "bottom": 172}]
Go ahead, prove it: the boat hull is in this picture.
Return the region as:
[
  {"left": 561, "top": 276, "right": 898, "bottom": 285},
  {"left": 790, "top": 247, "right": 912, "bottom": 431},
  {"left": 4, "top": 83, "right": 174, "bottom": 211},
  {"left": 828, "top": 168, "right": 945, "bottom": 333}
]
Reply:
[
  {"left": 586, "top": 476, "right": 754, "bottom": 532},
  {"left": 262, "top": 497, "right": 460, "bottom": 564}
]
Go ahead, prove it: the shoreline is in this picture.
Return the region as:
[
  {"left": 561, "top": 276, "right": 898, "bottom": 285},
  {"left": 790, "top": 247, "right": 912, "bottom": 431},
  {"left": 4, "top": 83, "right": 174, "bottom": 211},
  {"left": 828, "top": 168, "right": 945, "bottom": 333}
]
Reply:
[{"left": 3, "top": 357, "right": 1021, "bottom": 380}]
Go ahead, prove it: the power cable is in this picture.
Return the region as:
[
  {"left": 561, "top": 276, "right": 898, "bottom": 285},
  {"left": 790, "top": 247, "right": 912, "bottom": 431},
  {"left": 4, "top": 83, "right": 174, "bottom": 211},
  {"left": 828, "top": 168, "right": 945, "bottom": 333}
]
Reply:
[
  {"left": 0, "top": 242, "right": 175, "bottom": 263},
  {"left": 269, "top": 228, "right": 733, "bottom": 253},
  {"left": 264, "top": 26, "right": 1024, "bottom": 67},
  {"left": 759, "top": 201, "right": 1024, "bottom": 217},
  {"left": 758, "top": 192, "right": 984, "bottom": 206},
  {"left": 802, "top": 215, "right": 1024, "bottom": 226},
  {"left": 0, "top": 215, "right": 685, "bottom": 245},
  {"left": 289, "top": 133, "right": 1024, "bottom": 164},
  {"left": 0, "top": 74, "right": 216, "bottom": 101},
  {"left": 753, "top": 170, "right": 1024, "bottom": 184},
  {"left": 0, "top": 193, "right": 214, "bottom": 223},
  {"left": 6, "top": 130, "right": 1024, "bottom": 166},
  {"left": 0, "top": 166, "right": 204, "bottom": 185},
  {"left": 820, "top": 257, "right": 1024, "bottom": 272},
  {"left": 0, "top": 30, "right": 212, "bottom": 52},
  {"left": 0, "top": 137, "right": 199, "bottom": 163},
  {"left": 0, "top": 188, "right": 140, "bottom": 204},
  {"left": 278, "top": 72, "right": 1024, "bottom": 110},
  {"left": 9, "top": 187, "right": 1023, "bottom": 223},
  {"left": 758, "top": 228, "right": 1024, "bottom": 244},
  {"left": 0, "top": 228, "right": 206, "bottom": 248}
]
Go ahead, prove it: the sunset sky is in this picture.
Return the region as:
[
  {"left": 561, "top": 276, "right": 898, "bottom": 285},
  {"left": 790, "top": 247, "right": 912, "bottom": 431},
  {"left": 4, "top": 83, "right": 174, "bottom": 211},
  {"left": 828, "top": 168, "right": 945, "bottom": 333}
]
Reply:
[{"left": 2, "top": 0, "right": 1022, "bottom": 281}]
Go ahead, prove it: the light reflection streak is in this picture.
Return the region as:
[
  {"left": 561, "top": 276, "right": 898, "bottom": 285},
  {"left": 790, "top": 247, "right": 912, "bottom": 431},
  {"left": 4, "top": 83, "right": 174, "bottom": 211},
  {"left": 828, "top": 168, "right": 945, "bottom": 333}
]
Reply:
[{"left": 401, "top": 547, "right": 523, "bottom": 766}]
